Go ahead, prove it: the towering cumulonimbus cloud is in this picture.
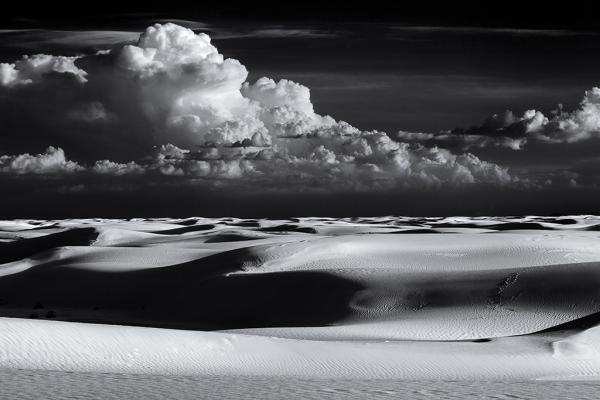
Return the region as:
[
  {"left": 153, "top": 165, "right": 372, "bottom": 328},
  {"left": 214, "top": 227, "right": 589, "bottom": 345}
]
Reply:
[{"left": 0, "top": 23, "right": 513, "bottom": 188}]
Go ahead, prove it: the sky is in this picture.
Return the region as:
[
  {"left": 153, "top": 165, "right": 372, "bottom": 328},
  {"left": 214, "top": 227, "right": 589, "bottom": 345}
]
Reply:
[{"left": 1, "top": 4, "right": 600, "bottom": 217}]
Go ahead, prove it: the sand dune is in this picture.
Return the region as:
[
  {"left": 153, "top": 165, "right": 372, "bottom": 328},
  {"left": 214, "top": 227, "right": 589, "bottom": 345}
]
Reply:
[
  {"left": 1, "top": 216, "right": 600, "bottom": 379},
  {"left": 1, "top": 317, "right": 600, "bottom": 380},
  {"left": 0, "top": 227, "right": 98, "bottom": 264}
]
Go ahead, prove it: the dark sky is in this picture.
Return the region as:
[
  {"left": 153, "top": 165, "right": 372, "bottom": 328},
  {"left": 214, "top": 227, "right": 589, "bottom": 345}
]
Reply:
[
  {"left": 2, "top": 1, "right": 599, "bottom": 31},
  {"left": 0, "top": 3, "right": 599, "bottom": 217}
]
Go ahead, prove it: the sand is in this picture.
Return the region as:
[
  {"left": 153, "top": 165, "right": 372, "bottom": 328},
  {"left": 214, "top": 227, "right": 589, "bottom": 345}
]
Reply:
[
  {"left": 1, "top": 215, "right": 600, "bottom": 387},
  {"left": 4, "top": 371, "right": 600, "bottom": 400}
]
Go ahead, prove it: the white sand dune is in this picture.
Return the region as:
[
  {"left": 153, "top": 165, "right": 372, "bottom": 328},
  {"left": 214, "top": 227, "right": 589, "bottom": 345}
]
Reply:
[
  {"left": 1, "top": 216, "right": 600, "bottom": 380},
  {"left": 1, "top": 317, "right": 600, "bottom": 380}
]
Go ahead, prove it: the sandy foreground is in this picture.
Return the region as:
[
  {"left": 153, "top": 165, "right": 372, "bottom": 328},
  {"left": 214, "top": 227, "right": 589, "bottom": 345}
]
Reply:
[
  {"left": 3, "top": 371, "right": 600, "bottom": 400},
  {"left": 2, "top": 216, "right": 600, "bottom": 396}
]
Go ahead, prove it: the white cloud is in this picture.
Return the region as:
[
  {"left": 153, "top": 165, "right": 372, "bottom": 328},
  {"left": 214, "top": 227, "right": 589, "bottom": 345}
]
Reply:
[
  {"left": 0, "top": 23, "right": 515, "bottom": 189},
  {"left": 242, "top": 77, "right": 314, "bottom": 115},
  {"left": 0, "top": 54, "right": 87, "bottom": 87},
  {"left": 0, "top": 146, "right": 83, "bottom": 174},
  {"left": 92, "top": 160, "right": 145, "bottom": 176},
  {"left": 395, "top": 130, "right": 528, "bottom": 151},
  {"left": 534, "top": 88, "right": 600, "bottom": 143},
  {"left": 397, "top": 88, "right": 600, "bottom": 151}
]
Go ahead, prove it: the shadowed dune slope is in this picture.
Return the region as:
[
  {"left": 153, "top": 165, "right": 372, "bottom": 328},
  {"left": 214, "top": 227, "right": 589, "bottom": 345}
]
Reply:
[
  {"left": 0, "top": 228, "right": 98, "bottom": 264},
  {"left": 0, "top": 246, "right": 362, "bottom": 330}
]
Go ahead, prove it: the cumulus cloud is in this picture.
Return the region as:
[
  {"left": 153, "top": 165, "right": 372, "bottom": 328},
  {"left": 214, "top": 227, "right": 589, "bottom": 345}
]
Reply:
[
  {"left": 534, "top": 88, "right": 600, "bottom": 143},
  {"left": 397, "top": 88, "right": 600, "bottom": 151},
  {"left": 148, "top": 140, "right": 512, "bottom": 187},
  {"left": 395, "top": 129, "right": 528, "bottom": 151},
  {"left": 0, "top": 146, "right": 83, "bottom": 174},
  {"left": 92, "top": 160, "right": 145, "bottom": 176},
  {"left": 0, "top": 23, "right": 514, "bottom": 190},
  {"left": 0, "top": 54, "right": 87, "bottom": 86}
]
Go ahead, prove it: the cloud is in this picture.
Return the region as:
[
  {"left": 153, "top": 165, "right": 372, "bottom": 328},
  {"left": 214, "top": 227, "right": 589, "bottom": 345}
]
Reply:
[
  {"left": 389, "top": 26, "right": 598, "bottom": 37},
  {"left": 92, "top": 160, "right": 145, "bottom": 176},
  {"left": 0, "top": 29, "right": 139, "bottom": 53},
  {"left": 0, "top": 23, "right": 513, "bottom": 190},
  {"left": 149, "top": 140, "right": 512, "bottom": 188},
  {"left": 0, "top": 54, "right": 87, "bottom": 86},
  {"left": 150, "top": 20, "right": 210, "bottom": 31},
  {"left": 395, "top": 130, "right": 528, "bottom": 151},
  {"left": 534, "top": 88, "right": 600, "bottom": 143},
  {"left": 222, "top": 28, "right": 340, "bottom": 39},
  {"left": 199, "top": 25, "right": 341, "bottom": 40},
  {"left": 396, "top": 89, "right": 600, "bottom": 151},
  {"left": 0, "top": 146, "right": 83, "bottom": 174}
]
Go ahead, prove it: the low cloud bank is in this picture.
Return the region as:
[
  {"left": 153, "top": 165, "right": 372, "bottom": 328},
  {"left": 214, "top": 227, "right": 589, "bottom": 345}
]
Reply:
[
  {"left": 0, "top": 143, "right": 511, "bottom": 190},
  {"left": 0, "top": 146, "right": 83, "bottom": 174},
  {"left": 397, "top": 88, "right": 600, "bottom": 151}
]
